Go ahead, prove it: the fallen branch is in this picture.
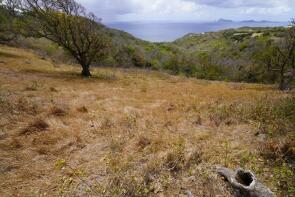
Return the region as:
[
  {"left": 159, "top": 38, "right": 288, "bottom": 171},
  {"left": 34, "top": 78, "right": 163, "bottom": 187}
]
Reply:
[{"left": 217, "top": 167, "right": 275, "bottom": 197}]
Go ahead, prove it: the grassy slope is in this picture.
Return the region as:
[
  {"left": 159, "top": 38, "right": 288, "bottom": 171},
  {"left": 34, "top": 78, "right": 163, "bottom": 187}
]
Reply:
[{"left": 0, "top": 45, "right": 293, "bottom": 196}]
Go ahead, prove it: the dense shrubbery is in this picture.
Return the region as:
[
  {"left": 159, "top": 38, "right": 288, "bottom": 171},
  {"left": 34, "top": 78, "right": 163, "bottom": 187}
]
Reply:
[
  {"left": 172, "top": 27, "right": 294, "bottom": 86},
  {"left": 0, "top": 1, "right": 19, "bottom": 43}
]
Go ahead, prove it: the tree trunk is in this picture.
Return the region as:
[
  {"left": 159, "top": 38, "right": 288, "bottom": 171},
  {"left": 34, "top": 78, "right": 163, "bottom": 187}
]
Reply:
[
  {"left": 279, "top": 64, "right": 287, "bottom": 91},
  {"left": 279, "top": 76, "right": 286, "bottom": 90},
  {"left": 81, "top": 65, "right": 91, "bottom": 77}
]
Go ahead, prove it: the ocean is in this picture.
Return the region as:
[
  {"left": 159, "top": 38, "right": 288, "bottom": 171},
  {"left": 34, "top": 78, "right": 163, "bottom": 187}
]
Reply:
[{"left": 106, "top": 21, "right": 289, "bottom": 42}]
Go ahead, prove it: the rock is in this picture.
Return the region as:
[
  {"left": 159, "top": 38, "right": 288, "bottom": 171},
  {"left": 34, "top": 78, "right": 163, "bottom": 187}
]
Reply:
[
  {"left": 217, "top": 167, "right": 275, "bottom": 197},
  {"left": 194, "top": 115, "right": 202, "bottom": 125},
  {"left": 145, "top": 172, "right": 156, "bottom": 182},
  {"left": 183, "top": 176, "right": 196, "bottom": 183},
  {"left": 184, "top": 190, "right": 194, "bottom": 197},
  {"left": 0, "top": 131, "right": 7, "bottom": 140},
  {"left": 25, "top": 60, "right": 31, "bottom": 64},
  {"left": 257, "top": 134, "right": 267, "bottom": 142}
]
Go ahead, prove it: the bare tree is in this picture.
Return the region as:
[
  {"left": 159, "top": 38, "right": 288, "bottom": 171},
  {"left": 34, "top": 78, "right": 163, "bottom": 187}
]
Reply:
[
  {"left": 21, "top": 0, "right": 109, "bottom": 77},
  {"left": 269, "top": 20, "right": 295, "bottom": 90}
]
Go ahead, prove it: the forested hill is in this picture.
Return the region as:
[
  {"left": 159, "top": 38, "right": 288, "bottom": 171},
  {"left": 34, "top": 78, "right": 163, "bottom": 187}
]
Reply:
[{"left": 103, "top": 26, "right": 289, "bottom": 84}]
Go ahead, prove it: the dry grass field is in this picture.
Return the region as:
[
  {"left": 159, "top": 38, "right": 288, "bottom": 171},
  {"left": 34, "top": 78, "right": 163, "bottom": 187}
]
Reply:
[{"left": 0, "top": 45, "right": 294, "bottom": 196}]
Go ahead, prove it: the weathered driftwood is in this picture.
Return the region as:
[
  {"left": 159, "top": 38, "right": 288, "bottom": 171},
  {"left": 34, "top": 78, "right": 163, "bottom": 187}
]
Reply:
[{"left": 217, "top": 167, "right": 275, "bottom": 197}]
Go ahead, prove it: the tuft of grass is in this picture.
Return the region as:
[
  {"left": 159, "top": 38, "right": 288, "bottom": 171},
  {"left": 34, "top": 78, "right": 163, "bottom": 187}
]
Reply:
[
  {"left": 273, "top": 163, "right": 295, "bottom": 196},
  {"left": 136, "top": 136, "right": 151, "bottom": 150},
  {"left": 122, "top": 113, "right": 138, "bottom": 129},
  {"left": 51, "top": 106, "right": 68, "bottom": 117},
  {"left": 185, "top": 148, "right": 203, "bottom": 168},
  {"left": 25, "top": 81, "right": 43, "bottom": 91},
  {"left": 55, "top": 159, "right": 67, "bottom": 170},
  {"left": 223, "top": 141, "right": 230, "bottom": 167},
  {"left": 92, "top": 71, "right": 118, "bottom": 81},
  {"left": 9, "top": 138, "right": 22, "bottom": 149},
  {"left": 20, "top": 119, "right": 49, "bottom": 135},
  {"left": 49, "top": 87, "right": 58, "bottom": 92},
  {"left": 100, "top": 117, "right": 115, "bottom": 130},
  {"left": 17, "top": 97, "right": 39, "bottom": 115},
  {"left": 102, "top": 154, "right": 150, "bottom": 196},
  {"left": 164, "top": 138, "right": 186, "bottom": 172},
  {"left": 77, "top": 106, "right": 88, "bottom": 113},
  {"left": 109, "top": 138, "right": 125, "bottom": 153}
]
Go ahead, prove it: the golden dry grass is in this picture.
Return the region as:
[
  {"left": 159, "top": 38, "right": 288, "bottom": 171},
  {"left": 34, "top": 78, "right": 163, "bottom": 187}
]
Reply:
[{"left": 0, "top": 44, "right": 291, "bottom": 196}]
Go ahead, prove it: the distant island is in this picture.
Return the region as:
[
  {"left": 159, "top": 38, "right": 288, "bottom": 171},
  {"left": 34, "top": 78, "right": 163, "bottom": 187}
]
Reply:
[
  {"left": 217, "top": 18, "right": 281, "bottom": 23},
  {"left": 217, "top": 18, "right": 234, "bottom": 23}
]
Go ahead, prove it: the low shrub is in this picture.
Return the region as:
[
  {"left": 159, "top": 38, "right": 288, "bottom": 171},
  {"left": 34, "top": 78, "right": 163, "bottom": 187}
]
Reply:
[
  {"left": 164, "top": 138, "right": 186, "bottom": 172},
  {"left": 77, "top": 106, "right": 88, "bottom": 113},
  {"left": 20, "top": 119, "right": 49, "bottom": 135},
  {"left": 136, "top": 136, "right": 151, "bottom": 150},
  {"left": 51, "top": 106, "right": 68, "bottom": 117}
]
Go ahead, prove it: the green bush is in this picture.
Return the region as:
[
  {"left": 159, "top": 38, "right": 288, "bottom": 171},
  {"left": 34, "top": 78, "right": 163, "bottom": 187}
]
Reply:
[{"left": 0, "top": 5, "right": 15, "bottom": 42}]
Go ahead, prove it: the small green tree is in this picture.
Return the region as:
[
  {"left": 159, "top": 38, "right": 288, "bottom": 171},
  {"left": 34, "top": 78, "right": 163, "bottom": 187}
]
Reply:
[
  {"left": 263, "top": 20, "right": 295, "bottom": 90},
  {"left": 164, "top": 53, "right": 180, "bottom": 74},
  {"left": 21, "top": 0, "right": 109, "bottom": 77},
  {"left": 0, "top": 0, "right": 19, "bottom": 42}
]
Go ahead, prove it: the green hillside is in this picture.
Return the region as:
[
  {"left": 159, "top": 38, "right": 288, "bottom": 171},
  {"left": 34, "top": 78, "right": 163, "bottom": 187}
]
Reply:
[{"left": 16, "top": 25, "right": 289, "bottom": 84}]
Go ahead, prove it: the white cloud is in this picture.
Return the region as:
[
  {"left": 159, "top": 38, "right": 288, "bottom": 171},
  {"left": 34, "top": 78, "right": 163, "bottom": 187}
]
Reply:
[
  {"left": 186, "top": 0, "right": 292, "bottom": 8},
  {"left": 78, "top": 0, "right": 201, "bottom": 14},
  {"left": 242, "top": 6, "right": 291, "bottom": 15},
  {"left": 136, "top": 0, "right": 201, "bottom": 14},
  {"left": 76, "top": 0, "right": 294, "bottom": 22}
]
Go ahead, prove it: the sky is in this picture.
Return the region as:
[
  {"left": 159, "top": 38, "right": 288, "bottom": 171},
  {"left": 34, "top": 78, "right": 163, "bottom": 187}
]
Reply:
[{"left": 76, "top": 0, "right": 294, "bottom": 22}]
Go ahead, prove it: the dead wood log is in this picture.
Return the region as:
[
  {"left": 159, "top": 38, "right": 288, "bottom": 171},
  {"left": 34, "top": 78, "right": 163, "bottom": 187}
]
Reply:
[{"left": 217, "top": 167, "right": 275, "bottom": 197}]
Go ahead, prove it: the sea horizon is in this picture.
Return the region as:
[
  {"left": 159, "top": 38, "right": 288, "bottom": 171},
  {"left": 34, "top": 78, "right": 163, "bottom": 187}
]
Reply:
[{"left": 105, "top": 20, "right": 289, "bottom": 42}]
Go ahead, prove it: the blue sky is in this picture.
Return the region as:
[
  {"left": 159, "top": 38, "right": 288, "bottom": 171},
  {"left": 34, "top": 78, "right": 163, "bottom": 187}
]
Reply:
[{"left": 76, "top": 0, "right": 294, "bottom": 22}]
